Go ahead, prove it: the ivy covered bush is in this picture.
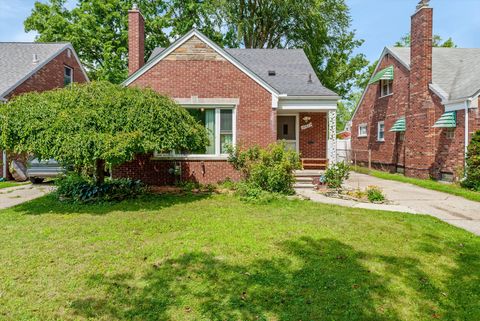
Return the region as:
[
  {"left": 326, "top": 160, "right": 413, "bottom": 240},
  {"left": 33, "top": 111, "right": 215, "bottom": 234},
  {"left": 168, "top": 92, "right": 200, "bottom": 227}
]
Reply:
[
  {"left": 462, "top": 131, "right": 480, "bottom": 191},
  {"left": 0, "top": 81, "right": 208, "bottom": 186},
  {"left": 55, "top": 174, "right": 146, "bottom": 203},
  {"left": 227, "top": 142, "right": 301, "bottom": 195}
]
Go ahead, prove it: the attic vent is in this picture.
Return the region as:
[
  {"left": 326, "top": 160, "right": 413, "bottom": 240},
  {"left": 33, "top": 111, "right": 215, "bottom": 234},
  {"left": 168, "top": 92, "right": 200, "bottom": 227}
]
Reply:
[
  {"left": 268, "top": 70, "right": 276, "bottom": 76},
  {"left": 32, "top": 54, "right": 39, "bottom": 64}
]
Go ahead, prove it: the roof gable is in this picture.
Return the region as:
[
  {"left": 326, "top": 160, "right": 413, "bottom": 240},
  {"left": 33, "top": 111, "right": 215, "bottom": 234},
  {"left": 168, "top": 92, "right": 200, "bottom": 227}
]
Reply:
[
  {"left": 388, "top": 46, "right": 480, "bottom": 101},
  {"left": 0, "top": 43, "right": 89, "bottom": 99},
  {"left": 123, "top": 29, "right": 279, "bottom": 95}
]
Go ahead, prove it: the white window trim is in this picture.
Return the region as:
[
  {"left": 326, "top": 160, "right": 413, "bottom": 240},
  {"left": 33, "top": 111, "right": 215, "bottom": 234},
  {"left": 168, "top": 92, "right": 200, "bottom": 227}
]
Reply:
[
  {"left": 380, "top": 79, "right": 393, "bottom": 98},
  {"left": 154, "top": 105, "right": 236, "bottom": 160},
  {"left": 358, "top": 123, "right": 368, "bottom": 138},
  {"left": 64, "top": 65, "right": 73, "bottom": 85},
  {"left": 377, "top": 121, "right": 385, "bottom": 142}
]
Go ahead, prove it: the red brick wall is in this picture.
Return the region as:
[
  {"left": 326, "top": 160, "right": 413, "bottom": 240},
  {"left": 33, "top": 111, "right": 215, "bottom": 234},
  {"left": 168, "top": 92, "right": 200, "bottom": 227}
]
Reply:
[
  {"left": 299, "top": 112, "right": 327, "bottom": 158},
  {"left": 114, "top": 154, "right": 241, "bottom": 185},
  {"left": 6, "top": 48, "right": 87, "bottom": 99},
  {"left": 116, "top": 37, "right": 275, "bottom": 185},
  {"left": 351, "top": 53, "right": 410, "bottom": 171}
]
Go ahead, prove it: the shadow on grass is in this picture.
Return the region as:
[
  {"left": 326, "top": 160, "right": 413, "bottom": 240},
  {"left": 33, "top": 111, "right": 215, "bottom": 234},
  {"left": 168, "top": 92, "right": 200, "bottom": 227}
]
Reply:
[
  {"left": 10, "top": 192, "right": 213, "bottom": 216},
  {"left": 71, "top": 237, "right": 404, "bottom": 320}
]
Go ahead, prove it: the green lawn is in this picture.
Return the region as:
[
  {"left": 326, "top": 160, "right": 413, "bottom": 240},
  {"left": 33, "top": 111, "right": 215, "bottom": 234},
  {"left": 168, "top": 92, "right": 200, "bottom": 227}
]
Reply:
[
  {"left": 0, "top": 181, "right": 28, "bottom": 190},
  {"left": 0, "top": 193, "right": 479, "bottom": 320},
  {"left": 354, "top": 166, "right": 480, "bottom": 202}
]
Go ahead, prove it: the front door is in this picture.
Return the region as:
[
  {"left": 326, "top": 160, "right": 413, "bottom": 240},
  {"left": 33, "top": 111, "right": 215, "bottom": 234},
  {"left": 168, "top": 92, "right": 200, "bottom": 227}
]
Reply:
[{"left": 277, "top": 116, "right": 297, "bottom": 151}]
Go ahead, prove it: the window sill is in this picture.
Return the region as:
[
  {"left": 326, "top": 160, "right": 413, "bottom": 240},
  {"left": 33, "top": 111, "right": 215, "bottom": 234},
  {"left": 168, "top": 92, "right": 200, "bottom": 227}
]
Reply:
[
  {"left": 358, "top": 135, "right": 368, "bottom": 138},
  {"left": 377, "top": 139, "right": 385, "bottom": 143},
  {"left": 151, "top": 155, "right": 229, "bottom": 161},
  {"left": 379, "top": 93, "right": 394, "bottom": 99}
]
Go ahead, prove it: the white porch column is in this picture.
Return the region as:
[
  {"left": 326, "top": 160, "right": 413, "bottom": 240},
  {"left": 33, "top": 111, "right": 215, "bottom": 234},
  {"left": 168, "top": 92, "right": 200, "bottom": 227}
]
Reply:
[{"left": 327, "top": 110, "right": 337, "bottom": 164}]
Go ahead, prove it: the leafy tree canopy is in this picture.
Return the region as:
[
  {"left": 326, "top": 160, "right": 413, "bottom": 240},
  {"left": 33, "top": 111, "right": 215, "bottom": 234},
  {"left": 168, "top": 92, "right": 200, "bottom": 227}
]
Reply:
[
  {"left": 24, "top": 0, "right": 367, "bottom": 97},
  {"left": 394, "top": 33, "right": 457, "bottom": 48},
  {"left": 0, "top": 82, "right": 208, "bottom": 183}
]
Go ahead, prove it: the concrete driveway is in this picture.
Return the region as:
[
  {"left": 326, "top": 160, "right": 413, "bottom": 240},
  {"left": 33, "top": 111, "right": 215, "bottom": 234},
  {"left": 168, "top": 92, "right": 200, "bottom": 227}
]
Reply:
[
  {"left": 345, "top": 172, "right": 480, "bottom": 235},
  {"left": 0, "top": 184, "right": 53, "bottom": 210}
]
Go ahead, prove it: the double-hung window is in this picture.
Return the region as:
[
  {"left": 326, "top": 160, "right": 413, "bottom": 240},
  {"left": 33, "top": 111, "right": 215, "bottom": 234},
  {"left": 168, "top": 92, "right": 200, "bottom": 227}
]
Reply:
[
  {"left": 380, "top": 79, "right": 393, "bottom": 97},
  {"left": 377, "top": 121, "right": 385, "bottom": 142},
  {"left": 358, "top": 123, "right": 368, "bottom": 137},
  {"left": 64, "top": 66, "right": 73, "bottom": 86},
  {"left": 162, "top": 107, "right": 235, "bottom": 157}
]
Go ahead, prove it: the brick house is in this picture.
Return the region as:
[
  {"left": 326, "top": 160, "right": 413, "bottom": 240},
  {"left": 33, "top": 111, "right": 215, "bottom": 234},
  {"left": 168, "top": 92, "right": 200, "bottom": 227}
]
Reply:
[
  {"left": 0, "top": 42, "right": 88, "bottom": 178},
  {"left": 351, "top": 2, "right": 480, "bottom": 181},
  {"left": 115, "top": 5, "right": 339, "bottom": 185}
]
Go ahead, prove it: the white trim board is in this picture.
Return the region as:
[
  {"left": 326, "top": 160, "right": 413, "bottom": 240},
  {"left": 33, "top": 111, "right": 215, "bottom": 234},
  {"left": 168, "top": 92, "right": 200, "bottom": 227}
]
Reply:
[
  {"left": 0, "top": 44, "right": 89, "bottom": 100},
  {"left": 123, "top": 29, "right": 280, "bottom": 98}
]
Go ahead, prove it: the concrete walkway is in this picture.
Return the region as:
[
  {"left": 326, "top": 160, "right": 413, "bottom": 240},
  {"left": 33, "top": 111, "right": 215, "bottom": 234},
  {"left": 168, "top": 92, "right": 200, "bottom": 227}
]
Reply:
[
  {"left": 0, "top": 184, "right": 53, "bottom": 210},
  {"left": 297, "top": 172, "right": 480, "bottom": 236}
]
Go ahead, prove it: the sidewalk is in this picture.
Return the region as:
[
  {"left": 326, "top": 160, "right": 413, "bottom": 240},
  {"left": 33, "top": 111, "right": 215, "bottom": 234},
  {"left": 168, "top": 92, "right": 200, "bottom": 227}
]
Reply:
[
  {"left": 0, "top": 184, "right": 52, "bottom": 210},
  {"left": 297, "top": 172, "right": 480, "bottom": 236}
]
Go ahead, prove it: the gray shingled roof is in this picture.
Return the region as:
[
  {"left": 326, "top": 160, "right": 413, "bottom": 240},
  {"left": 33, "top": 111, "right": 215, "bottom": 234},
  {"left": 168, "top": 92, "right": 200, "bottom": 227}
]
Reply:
[
  {"left": 388, "top": 46, "right": 480, "bottom": 101},
  {"left": 0, "top": 42, "right": 69, "bottom": 98},
  {"left": 148, "top": 47, "right": 337, "bottom": 97}
]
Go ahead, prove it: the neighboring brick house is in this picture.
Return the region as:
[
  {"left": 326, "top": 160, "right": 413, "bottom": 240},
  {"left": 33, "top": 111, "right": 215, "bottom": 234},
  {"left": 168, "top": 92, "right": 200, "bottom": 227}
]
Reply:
[
  {"left": 0, "top": 42, "right": 88, "bottom": 178},
  {"left": 114, "top": 5, "right": 339, "bottom": 185},
  {"left": 351, "top": 2, "right": 480, "bottom": 181}
]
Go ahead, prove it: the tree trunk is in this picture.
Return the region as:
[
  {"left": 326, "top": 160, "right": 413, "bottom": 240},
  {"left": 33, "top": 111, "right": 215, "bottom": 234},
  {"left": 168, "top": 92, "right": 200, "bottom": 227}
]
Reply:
[{"left": 95, "top": 159, "right": 106, "bottom": 185}]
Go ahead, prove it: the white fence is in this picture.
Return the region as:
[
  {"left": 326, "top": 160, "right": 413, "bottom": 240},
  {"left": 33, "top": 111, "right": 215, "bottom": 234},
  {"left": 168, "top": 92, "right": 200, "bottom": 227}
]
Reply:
[{"left": 336, "top": 139, "right": 351, "bottom": 163}]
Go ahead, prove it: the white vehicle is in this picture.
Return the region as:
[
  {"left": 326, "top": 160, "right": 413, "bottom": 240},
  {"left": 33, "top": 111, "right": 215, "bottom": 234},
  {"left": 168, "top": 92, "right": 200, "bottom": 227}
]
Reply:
[{"left": 26, "top": 158, "right": 65, "bottom": 184}]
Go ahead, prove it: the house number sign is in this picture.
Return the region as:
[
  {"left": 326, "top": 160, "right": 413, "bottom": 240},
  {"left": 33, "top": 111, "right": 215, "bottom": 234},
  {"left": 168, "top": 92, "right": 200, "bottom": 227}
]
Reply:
[{"left": 301, "top": 123, "right": 313, "bottom": 130}]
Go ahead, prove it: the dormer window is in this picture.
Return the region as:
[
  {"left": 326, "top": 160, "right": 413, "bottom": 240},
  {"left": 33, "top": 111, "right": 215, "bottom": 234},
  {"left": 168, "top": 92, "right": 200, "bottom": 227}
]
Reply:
[{"left": 380, "top": 79, "right": 393, "bottom": 97}]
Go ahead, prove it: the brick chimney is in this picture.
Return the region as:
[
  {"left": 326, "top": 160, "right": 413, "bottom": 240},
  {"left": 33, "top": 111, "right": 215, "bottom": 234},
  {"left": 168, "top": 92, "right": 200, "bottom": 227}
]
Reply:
[
  {"left": 405, "top": 1, "right": 436, "bottom": 178},
  {"left": 128, "top": 3, "right": 145, "bottom": 75}
]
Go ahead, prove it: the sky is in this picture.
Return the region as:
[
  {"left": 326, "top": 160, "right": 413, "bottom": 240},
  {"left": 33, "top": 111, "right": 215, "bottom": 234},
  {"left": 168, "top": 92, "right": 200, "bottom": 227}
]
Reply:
[{"left": 1, "top": 0, "right": 480, "bottom": 63}]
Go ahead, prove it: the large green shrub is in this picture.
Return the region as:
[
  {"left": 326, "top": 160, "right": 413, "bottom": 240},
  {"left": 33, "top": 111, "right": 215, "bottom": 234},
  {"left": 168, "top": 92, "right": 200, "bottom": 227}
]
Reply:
[
  {"left": 462, "top": 131, "right": 480, "bottom": 191},
  {"left": 0, "top": 81, "right": 208, "bottom": 184},
  {"left": 55, "top": 173, "right": 146, "bottom": 203},
  {"left": 227, "top": 143, "right": 301, "bottom": 194},
  {"left": 325, "top": 162, "right": 350, "bottom": 189}
]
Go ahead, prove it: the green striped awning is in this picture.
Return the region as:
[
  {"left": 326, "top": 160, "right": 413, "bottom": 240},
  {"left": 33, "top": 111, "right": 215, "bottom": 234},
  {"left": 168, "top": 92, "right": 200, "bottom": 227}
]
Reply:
[
  {"left": 433, "top": 111, "right": 457, "bottom": 128},
  {"left": 369, "top": 66, "right": 394, "bottom": 84},
  {"left": 390, "top": 117, "right": 406, "bottom": 132}
]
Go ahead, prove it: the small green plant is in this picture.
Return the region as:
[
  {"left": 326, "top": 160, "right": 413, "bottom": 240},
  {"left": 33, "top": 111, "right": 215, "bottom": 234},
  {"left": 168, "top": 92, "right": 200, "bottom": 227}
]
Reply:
[
  {"left": 55, "top": 173, "right": 146, "bottom": 203},
  {"left": 325, "top": 162, "right": 350, "bottom": 189},
  {"left": 234, "top": 182, "right": 280, "bottom": 204},
  {"left": 366, "top": 186, "right": 385, "bottom": 203},
  {"left": 227, "top": 142, "right": 301, "bottom": 195},
  {"left": 462, "top": 131, "right": 480, "bottom": 191}
]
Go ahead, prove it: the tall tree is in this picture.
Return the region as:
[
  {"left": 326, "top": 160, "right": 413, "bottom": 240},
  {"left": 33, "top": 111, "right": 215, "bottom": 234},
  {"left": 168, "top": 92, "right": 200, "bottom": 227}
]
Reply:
[
  {"left": 394, "top": 33, "right": 457, "bottom": 48},
  {"left": 25, "top": 0, "right": 367, "bottom": 96}
]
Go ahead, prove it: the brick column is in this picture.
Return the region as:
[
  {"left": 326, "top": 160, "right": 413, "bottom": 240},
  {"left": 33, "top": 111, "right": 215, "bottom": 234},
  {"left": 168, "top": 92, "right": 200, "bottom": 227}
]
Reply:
[
  {"left": 328, "top": 110, "right": 337, "bottom": 164},
  {"left": 128, "top": 4, "right": 145, "bottom": 75}
]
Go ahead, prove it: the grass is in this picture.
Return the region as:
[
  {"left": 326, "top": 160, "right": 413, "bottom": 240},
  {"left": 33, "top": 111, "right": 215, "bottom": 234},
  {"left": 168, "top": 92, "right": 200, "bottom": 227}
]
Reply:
[
  {"left": 0, "top": 180, "right": 28, "bottom": 190},
  {"left": 353, "top": 166, "right": 480, "bottom": 202},
  {"left": 0, "top": 193, "right": 479, "bottom": 320}
]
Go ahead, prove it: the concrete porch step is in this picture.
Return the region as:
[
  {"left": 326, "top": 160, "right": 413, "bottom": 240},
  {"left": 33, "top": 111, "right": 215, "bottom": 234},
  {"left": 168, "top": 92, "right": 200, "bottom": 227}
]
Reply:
[
  {"left": 294, "top": 183, "right": 317, "bottom": 189},
  {"left": 294, "top": 170, "right": 324, "bottom": 177}
]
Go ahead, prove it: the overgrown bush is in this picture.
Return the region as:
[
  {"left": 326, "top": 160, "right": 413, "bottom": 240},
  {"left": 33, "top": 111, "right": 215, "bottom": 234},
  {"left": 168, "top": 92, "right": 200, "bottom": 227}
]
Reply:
[
  {"left": 366, "top": 186, "right": 385, "bottom": 202},
  {"left": 462, "top": 131, "right": 480, "bottom": 191},
  {"left": 325, "top": 162, "right": 350, "bottom": 189},
  {"left": 227, "top": 142, "right": 301, "bottom": 195},
  {"left": 55, "top": 173, "right": 146, "bottom": 203}
]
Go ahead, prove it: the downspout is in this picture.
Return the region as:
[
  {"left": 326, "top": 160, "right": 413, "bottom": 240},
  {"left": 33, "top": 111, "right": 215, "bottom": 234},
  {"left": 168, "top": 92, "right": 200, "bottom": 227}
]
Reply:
[
  {"left": 464, "top": 98, "right": 472, "bottom": 175},
  {"left": 1, "top": 98, "right": 6, "bottom": 179}
]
